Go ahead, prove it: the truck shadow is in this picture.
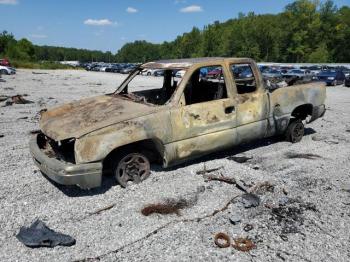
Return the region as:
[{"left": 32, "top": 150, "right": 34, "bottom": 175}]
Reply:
[{"left": 48, "top": 127, "right": 316, "bottom": 197}]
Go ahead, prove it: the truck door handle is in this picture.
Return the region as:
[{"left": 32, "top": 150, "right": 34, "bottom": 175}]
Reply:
[{"left": 225, "top": 106, "right": 235, "bottom": 114}]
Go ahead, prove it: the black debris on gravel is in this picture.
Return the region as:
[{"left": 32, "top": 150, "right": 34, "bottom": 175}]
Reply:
[
  {"left": 241, "top": 193, "right": 260, "bottom": 208},
  {"left": 16, "top": 219, "right": 76, "bottom": 248}
]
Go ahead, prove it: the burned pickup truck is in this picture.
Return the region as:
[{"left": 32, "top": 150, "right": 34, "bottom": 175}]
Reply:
[{"left": 30, "top": 58, "right": 326, "bottom": 189}]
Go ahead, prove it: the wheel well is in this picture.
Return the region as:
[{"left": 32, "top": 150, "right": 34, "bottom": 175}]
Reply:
[
  {"left": 291, "top": 104, "right": 313, "bottom": 120},
  {"left": 102, "top": 139, "right": 163, "bottom": 175}
]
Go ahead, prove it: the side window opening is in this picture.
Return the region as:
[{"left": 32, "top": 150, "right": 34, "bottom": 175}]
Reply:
[
  {"left": 231, "top": 64, "right": 257, "bottom": 94},
  {"left": 184, "top": 66, "right": 227, "bottom": 105},
  {"left": 123, "top": 69, "right": 180, "bottom": 105}
]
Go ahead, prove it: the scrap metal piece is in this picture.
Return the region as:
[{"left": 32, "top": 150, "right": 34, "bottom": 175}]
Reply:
[
  {"left": 214, "top": 233, "right": 231, "bottom": 248},
  {"left": 232, "top": 237, "right": 256, "bottom": 252},
  {"left": 243, "top": 224, "right": 254, "bottom": 232}
]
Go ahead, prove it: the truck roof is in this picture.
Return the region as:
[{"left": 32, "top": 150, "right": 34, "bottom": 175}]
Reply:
[{"left": 141, "top": 57, "right": 252, "bottom": 69}]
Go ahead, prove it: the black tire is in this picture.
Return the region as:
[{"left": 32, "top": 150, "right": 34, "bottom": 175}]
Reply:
[
  {"left": 285, "top": 119, "right": 304, "bottom": 143},
  {"left": 147, "top": 72, "right": 151, "bottom": 76},
  {"left": 111, "top": 149, "right": 151, "bottom": 188},
  {"left": 1, "top": 69, "right": 7, "bottom": 75}
]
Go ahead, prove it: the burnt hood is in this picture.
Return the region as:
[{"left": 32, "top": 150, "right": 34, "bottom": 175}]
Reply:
[{"left": 40, "top": 95, "right": 156, "bottom": 141}]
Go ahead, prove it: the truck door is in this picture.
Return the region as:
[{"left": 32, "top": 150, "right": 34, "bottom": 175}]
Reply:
[
  {"left": 230, "top": 63, "right": 269, "bottom": 143},
  {"left": 169, "top": 64, "right": 238, "bottom": 162}
]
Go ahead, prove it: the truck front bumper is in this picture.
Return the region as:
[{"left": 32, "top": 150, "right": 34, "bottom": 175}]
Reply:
[{"left": 29, "top": 135, "right": 102, "bottom": 189}]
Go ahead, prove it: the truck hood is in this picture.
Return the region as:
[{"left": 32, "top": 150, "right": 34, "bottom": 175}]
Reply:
[{"left": 40, "top": 95, "right": 156, "bottom": 141}]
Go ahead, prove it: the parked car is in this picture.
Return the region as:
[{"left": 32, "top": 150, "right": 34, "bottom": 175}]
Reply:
[
  {"left": 0, "top": 65, "right": 16, "bottom": 75},
  {"left": 316, "top": 70, "right": 345, "bottom": 86},
  {"left": 120, "top": 66, "right": 137, "bottom": 74},
  {"left": 141, "top": 69, "right": 158, "bottom": 76},
  {"left": 0, "top": 58, "right": 11, "bottom": 67},
  {"left": 262, "top": 69, "right": 283, "bottom": 78},
  {"left": 153, "top": 69, "right": 164, "bottom": 77},
  {"left": 345, "top": 76, "right": 350, "bottom": 87},
  {"left": 175, "top": 70, "right": 186, "bottom": 78},
  {"left": 30, "top": 57, "right": 326, "bottom": 189},
  {"left": 207, "top": 67, "right": 222, "bottom": 79}
]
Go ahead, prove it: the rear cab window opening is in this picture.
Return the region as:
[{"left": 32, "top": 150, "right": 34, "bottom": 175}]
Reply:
[
  {"left": 184, "top": 65, "right": 228, "bottom": 105},
  {"left": 231, "top": 63, "right": 257, "bottom": 94}
]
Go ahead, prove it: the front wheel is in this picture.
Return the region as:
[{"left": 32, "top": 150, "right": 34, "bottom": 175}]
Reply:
[
  {"left": 1, "top": 69, "right": 7, "bottom": 75},
  {"left": 285, "top": 119, "right": 304, "bottom": 143},
  {"left": 112, "top": 151, "right": 151, "bottom": 187}
]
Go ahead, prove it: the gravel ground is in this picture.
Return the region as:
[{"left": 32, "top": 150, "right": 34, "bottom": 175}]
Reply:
[{"left": 0, "top": 69, "right": 349, "bottom": 262}]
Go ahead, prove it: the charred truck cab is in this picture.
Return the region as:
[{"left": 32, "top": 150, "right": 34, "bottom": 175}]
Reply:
[{"left": 29, "top": 58, "right": 326, "bottom": 189}]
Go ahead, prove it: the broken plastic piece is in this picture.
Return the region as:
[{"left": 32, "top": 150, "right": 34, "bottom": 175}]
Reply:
[{"left": 16, "top": 219, "right": 76, "bottom": 248}]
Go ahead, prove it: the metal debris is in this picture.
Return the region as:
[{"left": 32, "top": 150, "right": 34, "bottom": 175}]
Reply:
[
  {"left": 284, "top": 152, "right": 322, "bottom": 160},
  {"left": 227, "top": 156, "right": 253, "bottom": 163},
  {"left": 90, "top": 204, "right": 116, "bottom": 215},
  {"left": 232, "top": 237, "right": 256, "bottom": 252},
  {"left": 241, "top": 193, "right": 260, "bottom": 208},
  {"left": 214, "top": 233, "right": 231, "bottom": 248},
  {"left": 3, "top": 95, "right": 34, "bottom": 106},
  {"left": 204, "top": 174, "right": 236, "bottom": 184},
  {"left": 196, "top": 165, "right": 223, "bottom": 175},
  {"left": 243, "top": 224, "right": 254, "bottom": 232}
]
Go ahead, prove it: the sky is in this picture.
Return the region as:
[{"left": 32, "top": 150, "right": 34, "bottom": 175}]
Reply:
[{"left": 1, "top": 0, "right": 349, "bottom": 53}]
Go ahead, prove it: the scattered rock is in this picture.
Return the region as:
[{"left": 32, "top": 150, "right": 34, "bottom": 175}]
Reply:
[
  {"left": 229, "top": 214, "right": 241, "bottom": 225},
  {"left": 241, "top": 193, "right": 260, "bottom": 208}
]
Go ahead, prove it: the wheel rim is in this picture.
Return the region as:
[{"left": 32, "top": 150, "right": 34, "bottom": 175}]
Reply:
[
  {"left": 116, "top": 153, "right": 150, "bottom": 187},
  {"left": 291, "top": 122, "right": 304, "bottom": 142}
]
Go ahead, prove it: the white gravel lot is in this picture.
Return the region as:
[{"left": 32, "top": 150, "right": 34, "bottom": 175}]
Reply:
[{"left": 0, "top": 69, "right": 349, "bottom": 262}]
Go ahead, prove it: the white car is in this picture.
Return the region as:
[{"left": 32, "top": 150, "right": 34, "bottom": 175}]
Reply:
[
  {"left": 141, "top": 69, "right": 158, "bottom": 76},
  {"left": 175, "top": 70, "right": 186, "bottom": 78},
  {"left": 0, "top": 65, "right": 16, "bottom": 75}
]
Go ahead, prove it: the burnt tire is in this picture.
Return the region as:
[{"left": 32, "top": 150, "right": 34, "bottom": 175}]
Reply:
[
  {"left": 285, "top": 119, "right": 304, "bottom": 143},
  {"left": 112, "top": 149, "right": 151, "bottom": 188}
]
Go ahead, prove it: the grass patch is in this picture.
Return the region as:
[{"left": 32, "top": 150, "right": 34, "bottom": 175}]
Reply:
[{"left": 11, "top": 60, "right": 81, "bottom": 70}]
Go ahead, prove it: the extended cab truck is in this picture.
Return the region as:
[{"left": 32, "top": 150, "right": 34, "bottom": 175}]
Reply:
[{"left": 29, "top": 58, "right": 326, "bottom": 189}]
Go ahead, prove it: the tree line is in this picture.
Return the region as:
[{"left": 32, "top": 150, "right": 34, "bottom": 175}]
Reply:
[{"left": 1, "top": 0, "right": 349, "bottom": 65}]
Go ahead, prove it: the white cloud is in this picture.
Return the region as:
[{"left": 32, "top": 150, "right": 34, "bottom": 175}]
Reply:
[
  {"left": 180, "top": 5, "right": 203, "bottom": 13},
  {"left": 126, "top": 7, "right": 138, "bottom": 13},
  {"left": 29, "top": 34, "right": 47, "bottom": 39},
  {"left": 0, "top": 0, "right": 18, "bottom": 5},
  {"left": 84, "top": 19, "right": 115, "bottom": 26}
]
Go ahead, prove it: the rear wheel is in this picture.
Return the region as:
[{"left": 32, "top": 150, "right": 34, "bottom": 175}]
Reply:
[
  {"left": 285, "top": 119, "right": 304, "bottom": 143},
  {"left": 112, "top": 150, "right": 151, "bottom": 187},
  {"left": 1, "top": 69, "right": 7, "bottom": 75}
]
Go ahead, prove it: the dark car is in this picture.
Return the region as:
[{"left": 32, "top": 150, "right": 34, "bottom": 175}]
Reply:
[
  {"left": 317, "top": 70, "right": 345, "bottom": 86},
  {"left": 345, "top": 76, "right": 350, "bottom": 87},
  {"left": 105, "top": 65, "right": 122, "bottom": 73}
]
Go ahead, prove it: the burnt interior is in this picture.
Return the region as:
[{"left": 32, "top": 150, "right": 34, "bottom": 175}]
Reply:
[
  {"left": 37, "top": 133, "right": 75, "bottom": 164},
  {"left": 184, "top": 68, "right": 227, "bottom": 105},
  {"left": 121, "top": 69, "right": 178, "bottom": 105}
]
